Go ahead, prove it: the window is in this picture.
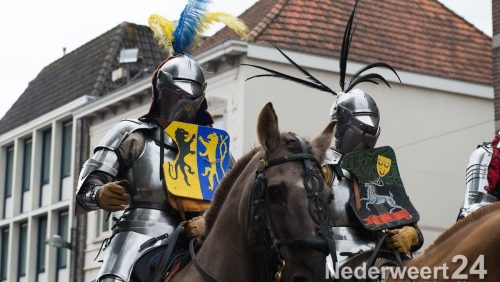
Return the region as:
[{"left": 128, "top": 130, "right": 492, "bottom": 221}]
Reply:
[
  {"left": 60, "top": 122, "right": 73, "bottom": 201},
  {"left": 17, "top": 223, "right": 27, "bottom": 280},
  {"left": 22, "top": 140, "right": 32, "bottom": 192},
  {"left": 3, "top": 147, "right": 13, "bottom": 218},
  {"left": 101, "top": 210, "right": 110, "bottom": 233},
  {"left": 56, "top": 211, "right": 68, "bottom": 270},
  {"left": 41, "top": 129, "right": 52, "bottom": 186},
  {"left": 60, "top": 121, "right": 72, "bottom": 179},
  {"left": 100, "top": 210, "right": 119, "bottom": 234},
  {"left": 21, "top": 140, "right": 32, "bottom": 213},
  {"left": 36, "top": 217, "right": 47, "bottom": 275},
  {"left": 0, "top": 228, "right": 9, "bottom": 281}
]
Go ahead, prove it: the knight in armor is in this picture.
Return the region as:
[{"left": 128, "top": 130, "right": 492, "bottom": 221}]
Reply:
[
  {"left": 457, "top": 135, "right": 500, "bottom": 220},
  {"left": 75, "top": 3, "right": 247, "bottom": 281},
  {"left": 243, "top": 0, "right": 423, "bottom": 271}
]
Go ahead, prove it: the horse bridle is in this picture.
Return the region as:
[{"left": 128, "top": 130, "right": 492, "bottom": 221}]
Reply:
[
  {"left": 189, "top": 135, "right": 337, "bottom": 282},
  {"left": 248, "top": 135, "right": 337, "bottom": 282}
]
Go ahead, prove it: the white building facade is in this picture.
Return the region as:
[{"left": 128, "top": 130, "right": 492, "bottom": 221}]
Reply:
[{"left": 0, "top": 96, "right": 95, "bottom": 282}]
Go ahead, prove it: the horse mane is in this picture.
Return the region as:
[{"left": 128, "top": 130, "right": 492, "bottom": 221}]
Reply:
[
  {"left": 203, "top": 147, "right": 260, "bottom": 237},
  {"left": 424, "top": 202, "right": 500, "bottom": 250}
]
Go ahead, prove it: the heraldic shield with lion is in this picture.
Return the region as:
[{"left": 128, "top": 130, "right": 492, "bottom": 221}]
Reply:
[
  {"left": 342, "top": 146, "right": 420, "bottom": 231},
  {"left": 164, "top": 121, "right": 231, "bottom": 202}
]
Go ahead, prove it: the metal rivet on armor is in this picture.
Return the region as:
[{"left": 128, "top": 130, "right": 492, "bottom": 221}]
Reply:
[{"left": 254, "top": 215, "right": 260, "bottom": 221}]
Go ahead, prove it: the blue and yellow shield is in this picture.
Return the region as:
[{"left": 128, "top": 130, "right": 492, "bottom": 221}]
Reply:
[{"left": 163, "top": 121, "right": 230, "bottom": 201}]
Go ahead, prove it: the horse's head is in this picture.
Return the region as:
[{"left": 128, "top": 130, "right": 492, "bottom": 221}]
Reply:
[{"left": 247, "top": 102, "right": 335, "bottom": 281}]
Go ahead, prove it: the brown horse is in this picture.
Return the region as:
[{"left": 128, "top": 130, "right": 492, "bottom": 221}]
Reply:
[
  {"left": 169, "top": 102, "right": 336, "bottom": 281},
  {"left": 388, "top": 202, "right": 500, "bottom": 282}
]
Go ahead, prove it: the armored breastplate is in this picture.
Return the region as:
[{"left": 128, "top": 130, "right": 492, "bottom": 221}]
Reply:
[
  {"left": 330, "top": 174, "right": 358, "bottom": 227},
  {"left": 124, "top": 129, "right": 177, "bottom": 211},
  {"left": 465, "top": 143, "right": 493, "bottom": 206},
  {"left": 324, "top": 149, "right": 358, "bottom": 227}
]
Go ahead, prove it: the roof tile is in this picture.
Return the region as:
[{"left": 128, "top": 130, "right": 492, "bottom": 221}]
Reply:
[
  {"left": 199, "top": 0, "right": 491, "bottom": 86},
  {"left": 0, "top": 23, "right": 166, "bottom": 134}
]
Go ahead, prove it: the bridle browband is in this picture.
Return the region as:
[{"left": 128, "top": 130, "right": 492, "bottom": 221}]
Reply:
[
  {"left": 189, "top": 135, "right": 337, "bottom": 282},
  {"left": 248, "top": 135, "right": 337, "bottom": 282}
]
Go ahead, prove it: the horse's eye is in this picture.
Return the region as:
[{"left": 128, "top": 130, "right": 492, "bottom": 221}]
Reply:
[{"left": 268, "top": 185, "right": 282, "bottom": 199}]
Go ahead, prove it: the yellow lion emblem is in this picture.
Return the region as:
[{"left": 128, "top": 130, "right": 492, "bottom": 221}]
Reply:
[{"left": 199, "top": 133, "right": 221, "bottom": 190}]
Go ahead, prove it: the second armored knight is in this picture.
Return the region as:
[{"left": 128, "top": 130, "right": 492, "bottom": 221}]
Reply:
[{"left": 244, "top": 0, "right": 423, "bottom": 268}]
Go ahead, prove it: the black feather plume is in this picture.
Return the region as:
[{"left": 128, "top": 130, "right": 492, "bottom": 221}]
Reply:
[
  {"left": 346, "top": 73, "right": 392, "bottom": 92},
  {"left": 348, "top": 62, "right": 401, "bottom": 87},
  {"left": 339, "top": 0, "right": 400, "bottom": 92},
  {"left": 339, "top": 0, "right": 359, "bottom": 91},
  {"left": 242, "top": 64, "right": 334, "bottom": 93},
  {"left": 272, "top": 44, "right": 336, "bottom": 94}
]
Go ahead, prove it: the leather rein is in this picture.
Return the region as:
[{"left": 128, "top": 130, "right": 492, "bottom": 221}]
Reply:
[{"left": 189, "top": 136, "right": 337, "bottom": 282}]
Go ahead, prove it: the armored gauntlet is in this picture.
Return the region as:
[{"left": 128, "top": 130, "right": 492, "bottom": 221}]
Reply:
[
  {"left": 185, "top": 216, "right": 206, "bottom": 238},
  {"left": 97, "top": 180, "right": 130, "bottom": 211},
  {"left": 387, "top": 226, "right": 419, "bottom": 254}
]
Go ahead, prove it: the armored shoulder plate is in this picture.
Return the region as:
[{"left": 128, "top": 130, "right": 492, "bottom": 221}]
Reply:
[
  {"left": 75, "top": 119, "right": 159, "bottom": 215},
  {"left": 324, "top": 148, "right": 342, "bottom": 165},
  {"left": 322, "top": 148, "right": 351, "bottom": 182},
  {"left": 94, "top": 119, "right": 157, "bottom": 153},
  {"left": 465, "top": 143, "right": 492, "bottom": 195},
  {"left": 459, "top": 143, "right": 498, "bottom": 219}
]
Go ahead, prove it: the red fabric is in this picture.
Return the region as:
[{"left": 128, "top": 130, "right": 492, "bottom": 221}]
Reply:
[
  {"left": 164, "top": 261, "right": 183, "bottom": 282},
  {"left": 362, "top": 210, "right": 412, "bottom": 225},
  {"left": 486, "top": 136, "right": 500, "bottom": 195}
]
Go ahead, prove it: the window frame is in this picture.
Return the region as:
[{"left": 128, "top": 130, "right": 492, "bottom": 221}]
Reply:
[
  {"left": 56, "top": 211, "right": 69, "bottom": 270},
  {"left": 3, "top": 146, "right": 14, "bottom": 218},
  {"left": 40, "top": 129, "right": 52, "bottom": 186},
  {"left": 0, "top": 228, "right": 9, "bottom": 281},
  {"left": 21, "top": 139, "right": 32, "bottom": 193},
  {"left": 36, "top": 216, "right": 47, "bottom": 275},
  {"left": 17, "top": 222, "right": 28, "bottom": 279},
  {"left": 60, "top": 121, "right": 72, "bottom": 179}
]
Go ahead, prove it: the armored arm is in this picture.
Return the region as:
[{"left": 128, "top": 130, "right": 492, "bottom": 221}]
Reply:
[
  {"left": 75, "top": 150, "right": 119, "bottom": 215},
  {"left": 75, "top": 119, "right": 153, "bottom": 215},
  {"left": 458, "top": 143, "right": 499, "bottom": 220}
]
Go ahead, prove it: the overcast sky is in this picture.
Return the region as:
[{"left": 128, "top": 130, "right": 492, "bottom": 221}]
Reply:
[{"left": 0, "top": 0, "right": 492, "bottom": 119}]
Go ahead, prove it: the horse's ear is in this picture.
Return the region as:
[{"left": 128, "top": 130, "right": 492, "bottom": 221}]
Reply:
[
  {"left": 257, "top": 102, "right": 281, "bottom": 155},
  {"left": 311, "top": 121, "right": 336, "bottom": 163}
]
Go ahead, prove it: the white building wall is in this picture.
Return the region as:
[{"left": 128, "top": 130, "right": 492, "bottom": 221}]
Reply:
[
  {"left": 377, "top": 84, "right": 494, "bottom": 245},
  {"left": 205, "top": 68, "right": 245, "bottom": 157}
]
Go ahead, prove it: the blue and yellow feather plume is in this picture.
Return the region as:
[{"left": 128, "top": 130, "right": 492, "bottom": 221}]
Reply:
[
  {"left": 199, "top": 12, "right": 248, "bottom": 40},
  {"left": 148, "top": 0, "right": 248, "bottom": 56},
  {"left": 148, "top": 14, "right": 176, "bottom": 54},
  {"left": 173, "top": 0, "right": 211, "bottom": 54}
]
